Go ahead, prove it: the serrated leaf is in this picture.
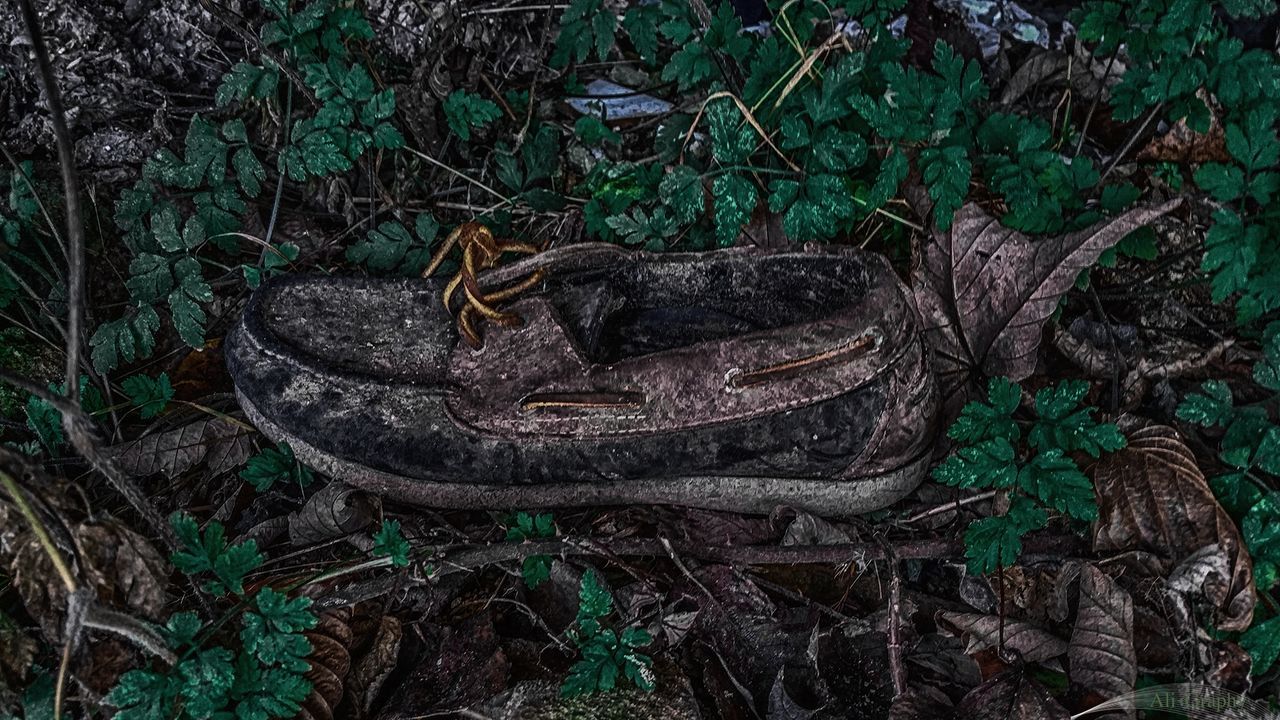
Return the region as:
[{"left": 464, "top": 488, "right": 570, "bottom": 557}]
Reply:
[
  {"left": 964, "top": 496, "right": 1047, "bottom": 574},
  {"left": 240, "top": 442, "right": 313, "bottom": 491},
  {"left": 443, "top": 90, "right": 502, "bottom": 142},
  {"left": 1176, "top": 380, "right": 1235, "bottom": 427},
  {"left": 712, "top": 173, "right": 756, "bottom": 246},
  {"left": 933, "top": 436, "right": 1019, "bottom": 489},
  {"left": 920, "top": 145, "right": 971, "bottom": 230},
  {"left": 232, "top": 146, "right": 266, "bottom": 197},
  {"left": 122, "top": 373, "right": 174, "bottom": 419},
  {"left": 371, "top": 519, "right": 411, "bottom": 566},
  {"left": 169, "top": 257, "right": 210, "bottom": 348},
  {"left": 90, "top": 307, "right": 161, "bottom": 375},
  {"left": 659, "top": 165, "right": 704, "bottom": 225},
  {"left": 1017, "top": 449, "right": 1097, "bottom": 520}
]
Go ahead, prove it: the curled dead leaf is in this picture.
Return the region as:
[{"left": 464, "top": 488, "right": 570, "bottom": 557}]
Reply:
[
  {"left": 12, "top": 518, "right": 167, "bottom": 641},
  {"left": 1091, "top": 425, "right": 1254, "bottom": 631},
  {"left": 290, "top": 481, "right": 378, "bottom": 546}
]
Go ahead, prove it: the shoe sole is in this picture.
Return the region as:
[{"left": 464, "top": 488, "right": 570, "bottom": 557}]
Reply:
[{"left": 237, "top": 389, "right": 929, "bottom": 516}]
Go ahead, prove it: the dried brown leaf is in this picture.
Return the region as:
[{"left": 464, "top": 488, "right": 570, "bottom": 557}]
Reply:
[
  {"left": 302, "top": 608, "right": 355, "bottom": 720},
  {"left": 955, "top": 667, "right": 1070, "bottom": 720},
  {"left": 1069, "top": 565, "right": 1136, "bottom": 712},
  {"left": 910, "top": 199, "right": 1180, "bottom": 411},
  {"left": 935, "top": 611, "right": 1068, "bottom": 664},
  {"left": 111, "top": 416, "right": 253, "bottom": 478},
  {"left": 345, "top": 615, "right": 402, "bottom": 717},
  {"left": 290, "top": 481, "right": 378, "bottom": 546},
  {"left": 11, "top": 518, "right": 167, "bottom": 641},
  {"left": 378, "top": 613, "right": 509, "bottom": 718},
  {"left": 1136, "top": 97, "right": 1228, "bottom": 164},
  {"left": 1092, "top": 425, "right": 1254, "bottom": 631}
]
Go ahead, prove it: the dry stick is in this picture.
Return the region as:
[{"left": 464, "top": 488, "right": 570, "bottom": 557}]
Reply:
[
  {"left": 14, "top": 0, "right": 173, "bottom": 549},
  {"left": 1099, "top": 102, "right": 1164, "bottom": 184},
  {"left": 437, "top": 536, "right": 964, "bottom": 574},
  {"left": 902, "top": 490, "right": 997, "bottom": 524},
  {"left": 17, "top": 0, "right": 83, "bottom": 404},
  {"left": 884, "top": 546, "right": 907, "bottom": 698},
  {"left": 1072, "top": 41, "right": 1122, "bottom": 159}
]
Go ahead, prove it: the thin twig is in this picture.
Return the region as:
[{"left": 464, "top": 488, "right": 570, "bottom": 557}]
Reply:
[
  {"left": 1099, "top": 102, "right": 1164, "bottom": 183},
  {"left": 884, "top": 545, "right": 907, "bottom": 697},
  {"left": 902, "top": 490, "right": 998, "bottom": 524},
  {"left": 17, "top": 0, "right": 84, "bottom": 403},
  {"left": 14, "top": 0, "right": 174, "bottom": 549}
]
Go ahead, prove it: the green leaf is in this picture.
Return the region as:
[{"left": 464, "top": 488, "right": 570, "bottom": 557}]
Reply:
[
  {"left": 216, "top": 62, "right": 278, "bottom": 106},
  {"left": 933, "top": 437, "right": 1019, "bottom": 489},
  {"left": 578, "top": 569, "right": 613, "bottom": 621},
  {"left": 347, "top": 219, "right": 436, "bottom": 276},
  {"left": 442, "top": 90, "right": 502, "bottom": 142},
  {"left": 163, "top": 611, "right": 203, "bottom": 647},
  {"left": 125, "top": 253, "right": 173, "bottom": 304},
  {"left": 1017, "top": 449, "right": 1097, "bottom": 521},
  {"left": 1201, "top": 208, "right": 1260, "bottom": 302},
  {"left": 1242, "top": 615, "right": 1280, "bottom": 676},
  {"left": 712, "top": 173, "right": 757, "bottom": 246},
  {"left": 371, "top": 519, "right": 411, "bottom": 567},
  {"left": 574, "top": 115, "right": 621, "bottom": 147},
  {"left": 1176, "top": 380, "right": 1235, "bottom": 427},
  {"left": 920, "top": 144, "right": 971, "bottom": 230},
  {"left": 1255, "top": 335, "right": 1280, "bottom": 392},
  {"left": 122, "top": 372, "right": 174, "bottom": 419},
  {"left": 1028, "top": 380, "right": 1125, "bottom": 457},
  {"left": 948, "top": 376, "right": 1022, "bottom": 443},
  {"left": 812, "top": 125, "right": 867, "bottom": 172},
  {"left": 90, "top": 306, "right": 161, "bottom": 375},
  {"left": 243, "top": 242, "right": 300, "bottom": 289},
  {"left": 106, "top": 669, "right": 174, "bottom": 720},
  {"left": 963, "top": 495, "right": 1047, "bottom": 574},
  {"left": 169, "top": 256, "right": 211, "bottom": 348},
  {"left": 170, "top": 512, "right": 264, "bottom": 596},
  {"left": 707, "top": 100, "right": 756, "bottom": 165},
  {"left": 622, "top": 5, "right": 660, "bottom": 64},
  {"left": 240, "top": 442, "right": 314, "bottom": 491},
  {"left": 1194, "top": 163, "right": 1246, "bottom": 202},
  {"left": 659, "top": 166, "right": 705, "bottom": 225},
  {"left": 777, "top": 174, "right": 855, "bottom": 241},
  {"left": 1245, "top": 492, "right": 1280, "bottom": 593},
  {"left": 867, "top": 145, "right": 909, "bottom": 211},
  {"left": 233, "top": 146, "right": 266, "bottom": 197},
  {"left": 360, "top": 88, "right": 396, "bottom": 125},
  {"left": 551, "top": 0, "right": 615, "bottom": 67}
]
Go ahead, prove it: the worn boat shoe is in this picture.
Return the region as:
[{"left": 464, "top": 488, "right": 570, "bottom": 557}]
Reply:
[{"left": 226, "top": 241, "right": 938, "bottom": 516}]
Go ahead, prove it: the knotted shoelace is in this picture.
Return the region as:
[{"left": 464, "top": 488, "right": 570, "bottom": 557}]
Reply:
[{"left": 422, "top": 222, "right": 547, "bottom": 348}]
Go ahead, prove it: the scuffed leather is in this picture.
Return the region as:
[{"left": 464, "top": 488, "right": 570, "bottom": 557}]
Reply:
[
  {"left": 446, "top": 250, "right": 914, "bottom": 438},
  {"left": 226, "top": 244, "right": 937, "bottom": 488}
]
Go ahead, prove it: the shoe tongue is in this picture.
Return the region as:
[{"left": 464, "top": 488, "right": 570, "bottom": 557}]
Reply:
[{"left": 550, "top": 279, "right": 617, "bottom": 357}]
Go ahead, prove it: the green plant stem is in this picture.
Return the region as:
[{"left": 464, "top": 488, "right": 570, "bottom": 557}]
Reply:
[{"left": 0, "top": 469, "right": 77, "bottom": 593}]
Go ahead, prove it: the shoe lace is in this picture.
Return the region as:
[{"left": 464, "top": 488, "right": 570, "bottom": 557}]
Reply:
[{"left": 423, "top": 222, "right": 547, "bottom": 348}]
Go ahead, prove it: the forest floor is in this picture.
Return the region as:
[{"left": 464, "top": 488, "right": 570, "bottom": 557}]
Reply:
[{"left": 1, "top": 0, "right": 1278, "bottom": 718}]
